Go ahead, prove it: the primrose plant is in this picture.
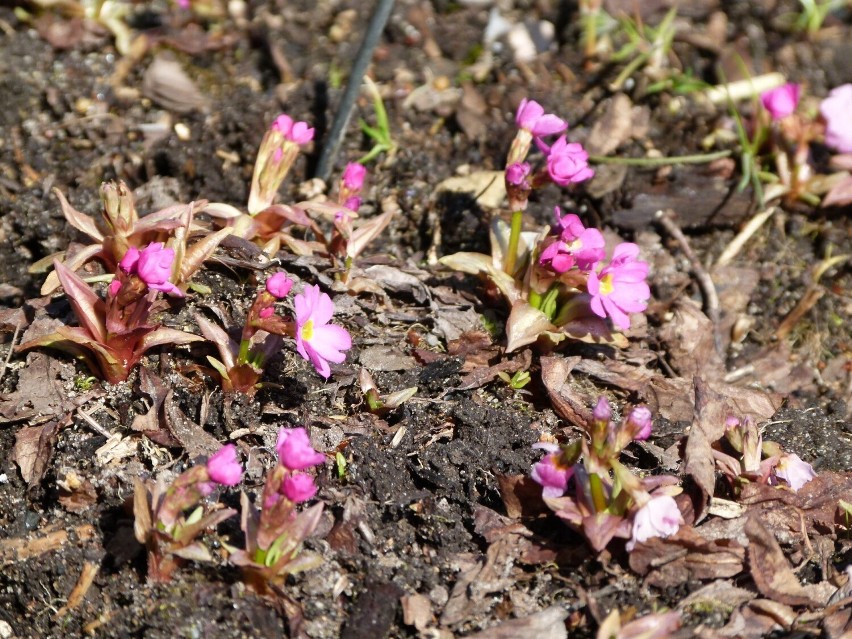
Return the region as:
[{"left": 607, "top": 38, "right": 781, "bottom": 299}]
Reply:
[
  {"left": 227, "top": 428, "right": 327, "bottom": 595},
  {"left": 197, "top": 273, "right": 352, "bottom": 395},
  {"left": 531, "top": 398, "right": 683, "bottom": 552},
  {"left": 712, "top": 415, "right": 817, "bottom": 494},
  {"left": 204, "top": 115, "right": 394, "bottom": 275},
  {"left": 40, "top": 180, "right": 229, "bottom": 295},
  {"left": 18, "top": 244, "right": 202, "bottom": 384},
  {"left": 133, "top": 445, "right": 243, "bottom": 582},
  {"left": 441, "top": 99, "right": 650, "bottom": 351}
]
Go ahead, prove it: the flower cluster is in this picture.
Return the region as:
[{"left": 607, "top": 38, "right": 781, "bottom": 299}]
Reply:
[
  {"left": 753, "top": 81, "right": 852, "bottom": 207},
  {"left": 19, "top": 245, "right": 203, "bottom": 384},
  {"left": 712, "top": 415, "right": 817, "bottom": 493},
  {"left": 228, "top": 427, "right": 327, "bottom": 594},
  {"left": 531, "top": 398, "right": 682, "bottom": 552},
  {"left": 441, "top": 99, "right": 650, "bottom": 350}
]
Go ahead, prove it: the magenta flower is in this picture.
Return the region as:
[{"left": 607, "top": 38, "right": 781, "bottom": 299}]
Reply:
[
  {"left": 760, "top": 83, "right": 800, "bottom": 120},
  {"left": 271, "top": 114, "right": 315, "bottom": 145},
  {"left": 119, "top": 243, "right": 183, "bottom": 296},
  {"left": 626, "top": 495, "right": 683, "bottom": 551},
  {"left": 276, "top": 427, "right": 326, "bottom": 471},
  {"left": 107, "top": 279, "right": 122, "bottom": 297},
  {"left": 342, "top": 163, "right": 367, "bottom": 191},
  {"left": 531, "top": 443, "right": 573, "bottom": 498},
  {"left": 281, "top": 473, "right": 318, "bottom": 503},
  {"left": 294, "top": 285, "right": 352, "bottom": 378},
  {"left": 206, "top": 444, "right": 243, "bottom": 486},
  {"left": 820, "top": 84, "right": 852, "bottom": 153},
  {"left": 627, "top": 406, "right": 653, "bottom": 441},
  {"left": 515, "top": 99, "right": 567, "bottom": 137},
  {"left": 775, "top": 453, "right": 816, "bottom": 492},
  {"left": 265, "top": 272, "right": 293, "bottom": 299},
  {"left": 587, "top": 243, "right": 650, "bottom": 330},
  {"left": 538, "top": 208, "right": 605, "bottom": 273},
  {"left": 545, "top": 136, "right": 594, "bottom": 186},
  {"left": 505, "top": 162, "right": 532, "bottom": 187}
]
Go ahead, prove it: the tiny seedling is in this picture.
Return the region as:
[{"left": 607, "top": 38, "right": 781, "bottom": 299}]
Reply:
[{"left": 358, "top": 77, "right": 396, "bottom": 164}]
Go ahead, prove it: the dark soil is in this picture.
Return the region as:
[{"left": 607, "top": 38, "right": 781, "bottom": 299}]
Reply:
[{"left": 1, "top": 1, "right": 850, "bottom": 638}]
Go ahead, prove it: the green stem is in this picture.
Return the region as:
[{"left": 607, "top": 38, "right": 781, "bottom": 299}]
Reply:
[
  {"left": 528, "top": 289, "right": 543, "bottom": 310},
  {"left": 503, "top": 210, "right": 523, "bottom": 275},
  {"left": 589, "top": 473, "right": 608, "bottom": 513},
  {"left": 237, "top": 339, "right": 251, "bottom": 365},
  {"left": 588, "top": 149, "right": 731, "bottom": 166},
  {"left": 540, "top": 286, "right": 561, "bottom": 321}
]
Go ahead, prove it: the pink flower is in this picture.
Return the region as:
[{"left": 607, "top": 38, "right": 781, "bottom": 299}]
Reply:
[
  {"left": 276, "top": 427, "right": 325, "bottom": 471},
  {"left": 626, "top": 495, "right": 683, "bottom": 551},
  {"left": 107, "top": 279, "right": 122, "bottom": 297},
  {"left": 515, "top": 99, "right": 567, "bottom": 137},
  {"left": 271, "top": 114, "right": 315, "bottom": 145},
  {"left": 546, "top": 136, "right": 594, "bottom": 186},
  {"left": 820, "top": 84, "right": 852, "bottom": 153},
  {"left": 294, "top": 285, "right": 352, "bottom": 378},
  {"left": 342, "top": 163, "right": 367, "bottom": 191},
  {"left": 119, "top": 243, "right": 183, "bottom": 296},
  {"left": 760, "top": 83, "right": 800, "bottom": 120},
  {"left": 775, "top": 453, "right": 816, "bottom": 492},
  {"left": 505, "top": 162, "right": 531, "bottom": 187},
  {"left": 538, "top": 208, "right": 605, "bottom": 273},
  {"left": 531, "top": 443, "right": 573, "bottom": 498},
  {"left": 281, "top": 473, "right": 318, "bottom": 503},
  {"left": 265, "top": 272, "right": 293, "bottom": 298},
  {"left": 206, "top": 444, "right": 243, "bottom": 486},
  {"left": 627, "top": 406, "right": 653, "bottom": 441},
  {"left": 587, "top": 243, "right": 650, "bottom": 330},
  {"left": 593, "top": 396, "right": 611, "bottom": 422}
]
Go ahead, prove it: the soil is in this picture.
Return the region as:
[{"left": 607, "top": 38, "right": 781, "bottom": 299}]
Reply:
[{"left": 1, "top": 1, "right": 851, "bottom": 638}]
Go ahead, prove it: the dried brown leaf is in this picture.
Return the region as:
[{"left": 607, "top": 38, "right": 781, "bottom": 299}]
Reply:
[
  {"left": 683, "top": 378, "right": 730, "bottom": 523},
  {"left": 745, "top": 516, "right": 831, "bottom": 608},
  {"left": 466, "top": 606, "right": 568, "bottom": 639},
  {"left": 540, "top": 355, "right": 593, "bottom": 427},
  {"left": 13, "top": 422, "right": 60, "bottom": 486}
]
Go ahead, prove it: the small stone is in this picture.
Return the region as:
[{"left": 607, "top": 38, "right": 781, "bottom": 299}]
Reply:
[{"left": 0, "top": 620, "right": 14, "bottom": 638}]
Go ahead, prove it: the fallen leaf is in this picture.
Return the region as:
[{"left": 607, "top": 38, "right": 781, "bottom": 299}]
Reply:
[
  {"left": 745, "top": 516, "right": 833, "bottom": 608},
  {"left": 13, "top": 420, "right": 62, "bottom": 486},
  {"left": 540, "top": 355, "right": 594, "bottom": 427},
  {"left": 466, "top": 606, "right": 568, "bottom": 639},
  {"left": 163, "top": 389, "right": 222, "bottom": 457},
  {"left": 683, "top": 378, "right": 731, "bottom": 523}
]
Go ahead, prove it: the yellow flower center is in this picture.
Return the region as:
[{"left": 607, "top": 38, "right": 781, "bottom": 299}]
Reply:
[
  {"left": 301, "top": 319, "right": 314, "bottom": 342},
  {"left": 599, "top": 274, "right": 614, "bottom": 296}
]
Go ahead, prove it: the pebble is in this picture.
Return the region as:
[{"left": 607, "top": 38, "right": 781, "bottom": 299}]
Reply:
[{"left": 0, "top": 620, "right": 14, "bottom": 639}]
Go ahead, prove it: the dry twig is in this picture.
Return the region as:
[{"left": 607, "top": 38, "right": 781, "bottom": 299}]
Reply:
[{"left": 654, "top": 209, "right": 723, "bottom": 356}]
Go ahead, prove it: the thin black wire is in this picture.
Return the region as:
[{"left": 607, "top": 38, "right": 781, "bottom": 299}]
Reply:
[{"left": 314, "top": 0, "right": 396, "bottom": 182}]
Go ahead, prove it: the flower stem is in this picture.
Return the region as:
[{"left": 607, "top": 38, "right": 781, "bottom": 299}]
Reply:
[
  {"left": 588, "top": 149, "right": 731, "bottom": 166},
  {"left": 589, "top": 473, "right": 608, "bottom": 513},
  {"left": 237, "top": 339, "right": 251, "bottom": 365},
  {"left": 503, "top": 210, "right": 523, "bottom": 275}
]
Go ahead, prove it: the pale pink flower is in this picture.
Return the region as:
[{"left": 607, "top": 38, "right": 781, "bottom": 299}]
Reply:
[
  {"left": 294, "top": 285, "right": 352, "bottom": 378},
  {"left": 271, "top": 114, "right": 315, "bottom": 145},
  {"left": 820, "top": 84, "right": 852, "bottom": 153},
  {"left": 761, "top": 83, "right": 800, "bottom": 120},
  {"left": 627, "top": 405, "right": 653, "bottom": 441},
  {"left": 626, "top": 495, "right": 683, "bottom": 551},
  {"left": 276, "top": 427, "right": 325, "bottom": 471},
  {"left": 515, "top": 99, "right": 567, "bottom": 137},
  {"left": 538, "top": 208, "right": 605, "bottom": 273},
  {"left": 265, "top": 272, "right": 293, "bottom": 299},
  {"left": 281, "top": 473, "right": 318, "bottom": 503},
  {"left": 546, "top": 136, "right": 594, "bottom": 185},
  {"left": 587, "top": 243, "right": 650, "bottom": 330},
  {"left": 119, "top": 243, "right": 183, "bottom": 296},
  {"left": 206, "top": 444, "right": 243, "bottom": 486},
  {"left": 531, "top": 443, "right": 573, "bottom": 498},
  {"left": 775, "top": 453, "right": 816, "bottom": 491},
  {"left": 342, "top": 163, "right": 367, "bottom": 191}
]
